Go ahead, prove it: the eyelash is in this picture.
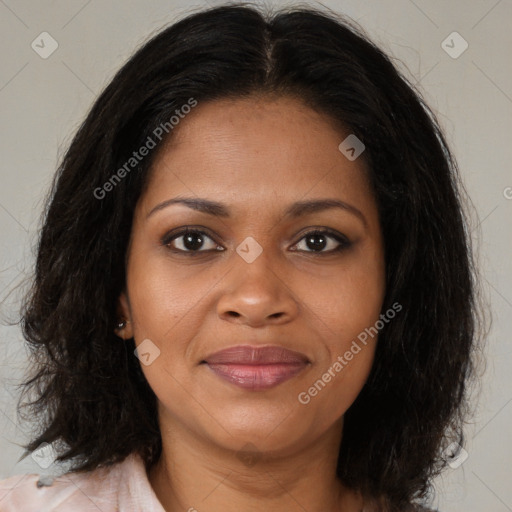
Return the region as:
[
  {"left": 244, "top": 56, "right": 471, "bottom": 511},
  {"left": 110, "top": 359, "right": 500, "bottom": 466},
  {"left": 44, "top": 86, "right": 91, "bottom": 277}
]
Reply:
[{"left": 161, "top": 227, "right": 351, "bottom": 256}]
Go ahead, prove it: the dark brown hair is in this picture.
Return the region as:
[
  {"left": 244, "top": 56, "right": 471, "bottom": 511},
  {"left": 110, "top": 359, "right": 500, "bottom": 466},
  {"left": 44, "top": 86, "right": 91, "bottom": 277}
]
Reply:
[{"left": 15, "top": 3, "right": 484, "bottom": 511}]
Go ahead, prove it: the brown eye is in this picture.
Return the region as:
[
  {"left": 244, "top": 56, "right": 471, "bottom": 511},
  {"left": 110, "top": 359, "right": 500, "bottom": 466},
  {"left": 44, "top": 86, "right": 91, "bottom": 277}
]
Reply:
[
  {"left": 162, "top": 228, "right": 223, "bottom": 253},
  {"left": 292, "top": 229, "right": 351, "bottom": 254}
]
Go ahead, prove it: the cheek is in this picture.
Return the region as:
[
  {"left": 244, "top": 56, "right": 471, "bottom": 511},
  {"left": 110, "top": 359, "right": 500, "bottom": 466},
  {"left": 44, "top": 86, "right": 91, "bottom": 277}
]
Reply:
[
  {"left": 127, "top": 252, "right": 208, "bottom": 336},
  {"left": 320, "top": 348, "right": 376, "bottom": 424},
  {"left": 123, "top": 257, "right": 198, "bottom": 386},
  {"left": 309, "top": 253, "right": 385, "bottom": 343},
  {"left": 296, "top": 328, "right": 377, "bottom": 435},
  {"left": 297, "top": 250, "right": 384, "bottom": 413}
]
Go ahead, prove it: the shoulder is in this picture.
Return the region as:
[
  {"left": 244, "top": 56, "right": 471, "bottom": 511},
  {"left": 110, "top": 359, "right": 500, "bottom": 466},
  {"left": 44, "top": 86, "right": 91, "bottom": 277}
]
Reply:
[
  {"left": 0, "top": 470, "right": 109, "bottom": 512},
  {"left": 0, "top": 452, "right": 161, "bottom": 512}
]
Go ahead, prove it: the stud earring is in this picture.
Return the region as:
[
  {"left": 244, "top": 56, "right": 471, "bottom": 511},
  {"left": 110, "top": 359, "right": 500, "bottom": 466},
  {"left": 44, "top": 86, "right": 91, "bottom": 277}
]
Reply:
[{"left": 117, "top": 319, "right": 129, "bottom": 329}]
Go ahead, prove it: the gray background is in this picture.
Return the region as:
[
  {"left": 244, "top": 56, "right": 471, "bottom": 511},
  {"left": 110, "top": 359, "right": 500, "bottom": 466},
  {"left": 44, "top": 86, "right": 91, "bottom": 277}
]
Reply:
[{"left": 0, "top": 0, "right": 511, "bottom": 511}]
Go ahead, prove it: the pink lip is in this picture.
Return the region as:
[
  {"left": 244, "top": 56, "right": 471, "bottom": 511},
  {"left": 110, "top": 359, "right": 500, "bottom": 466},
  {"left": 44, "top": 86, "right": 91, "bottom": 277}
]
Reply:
[{"left": 202, "top": 345, "right": 310, "bottom": 390}]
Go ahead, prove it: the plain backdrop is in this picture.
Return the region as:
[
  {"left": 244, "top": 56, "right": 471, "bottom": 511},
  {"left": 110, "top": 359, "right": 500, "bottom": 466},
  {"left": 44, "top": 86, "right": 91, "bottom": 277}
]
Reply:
[{"left": 0, "top": 1, "right": 510, "bottom": 511}]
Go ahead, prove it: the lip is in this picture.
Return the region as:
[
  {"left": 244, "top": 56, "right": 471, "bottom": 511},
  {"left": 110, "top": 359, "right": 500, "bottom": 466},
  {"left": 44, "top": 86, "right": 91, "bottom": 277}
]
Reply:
[{"left": 202, "top": 345, "right": 310, "bottom": 391}]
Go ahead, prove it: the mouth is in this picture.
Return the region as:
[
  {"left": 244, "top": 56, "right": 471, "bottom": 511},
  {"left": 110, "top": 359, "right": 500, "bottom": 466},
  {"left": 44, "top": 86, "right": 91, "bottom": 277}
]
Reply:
[{"left": 201, "top": 345, "right": 310, "bottom": 391}]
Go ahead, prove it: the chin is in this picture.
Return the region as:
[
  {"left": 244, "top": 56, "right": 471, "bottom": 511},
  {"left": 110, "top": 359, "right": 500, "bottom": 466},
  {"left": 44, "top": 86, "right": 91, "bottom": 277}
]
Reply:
[{"left": 201, "top": 404, "right": 320, "bottom": 455}]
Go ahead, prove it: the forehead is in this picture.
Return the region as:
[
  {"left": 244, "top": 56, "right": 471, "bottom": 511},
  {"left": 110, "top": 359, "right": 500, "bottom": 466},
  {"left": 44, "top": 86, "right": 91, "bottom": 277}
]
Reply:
[
  {"left": 159, "top": 94, "right": 355, "bottom": 163},
  {"left": 139, "top": 95, "right": 374, "bottom": 219}
]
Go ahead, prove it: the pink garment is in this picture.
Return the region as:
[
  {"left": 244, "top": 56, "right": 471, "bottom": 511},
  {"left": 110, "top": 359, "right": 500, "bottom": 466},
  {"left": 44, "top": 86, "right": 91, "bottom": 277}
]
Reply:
[{"left": 0, "top": 452, "right": 166, "bottom": 511}]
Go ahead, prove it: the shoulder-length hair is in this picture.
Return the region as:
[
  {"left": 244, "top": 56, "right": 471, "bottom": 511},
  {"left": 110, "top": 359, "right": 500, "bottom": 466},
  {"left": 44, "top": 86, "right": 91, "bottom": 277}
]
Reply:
[{"left": 16, "top": 3, "right": 483, "bottom": 510}]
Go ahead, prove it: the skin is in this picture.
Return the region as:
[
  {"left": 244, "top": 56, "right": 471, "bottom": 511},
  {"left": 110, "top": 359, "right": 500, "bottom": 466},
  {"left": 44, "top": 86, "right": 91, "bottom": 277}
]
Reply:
[{"left": 116, "top": 95, "right": 386, "bottom": 512}]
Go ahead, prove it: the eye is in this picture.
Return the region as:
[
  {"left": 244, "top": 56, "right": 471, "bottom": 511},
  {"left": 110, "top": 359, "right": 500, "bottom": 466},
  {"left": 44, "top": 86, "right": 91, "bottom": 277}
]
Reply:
[
  {"left": 162, "top": 228, "right": 223, "bottom": 254},
  {"left": 291, "top": 229, "right": 351, "bottom": 254},
  {"left": 162, "top": 227, "right": 351, "bottom": 255}
]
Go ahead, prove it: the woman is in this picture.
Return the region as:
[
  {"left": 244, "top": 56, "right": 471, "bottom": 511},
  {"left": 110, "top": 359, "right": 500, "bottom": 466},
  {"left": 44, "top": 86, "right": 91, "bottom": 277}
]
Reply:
[{"left": 0, "top": 3, "right": 482, "bottom": 511}]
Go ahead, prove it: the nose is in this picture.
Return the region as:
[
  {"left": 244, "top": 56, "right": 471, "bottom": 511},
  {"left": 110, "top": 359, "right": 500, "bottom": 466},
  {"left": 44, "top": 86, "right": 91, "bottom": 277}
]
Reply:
[{"left": 216, "top": 251, "right": 299, "bottom": 328}]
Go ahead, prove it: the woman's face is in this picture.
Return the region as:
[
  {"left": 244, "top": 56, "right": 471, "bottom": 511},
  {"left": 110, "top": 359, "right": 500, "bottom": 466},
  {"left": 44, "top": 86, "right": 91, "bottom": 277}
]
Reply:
[{"left": 118, "top": 95, "right": 385, "bottom": 457}]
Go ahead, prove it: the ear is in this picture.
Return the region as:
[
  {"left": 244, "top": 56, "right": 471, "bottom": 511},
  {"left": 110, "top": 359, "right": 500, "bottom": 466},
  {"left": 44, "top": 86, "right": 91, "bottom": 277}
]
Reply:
[{"left": 114, "top": 290, "right": 134, "bottom": 340}]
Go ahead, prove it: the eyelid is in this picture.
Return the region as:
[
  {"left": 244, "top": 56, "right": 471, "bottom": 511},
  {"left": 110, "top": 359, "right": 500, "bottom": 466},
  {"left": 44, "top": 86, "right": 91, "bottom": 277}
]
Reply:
[{"left": 292, "top": 226, "right": 350, "bottom": 243}]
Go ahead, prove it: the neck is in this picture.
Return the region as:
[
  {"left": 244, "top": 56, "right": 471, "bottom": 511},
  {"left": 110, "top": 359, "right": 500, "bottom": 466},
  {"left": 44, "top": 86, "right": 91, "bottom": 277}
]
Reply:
[{"left": 148, "top": 413, "right": 364, "bottom": 512}]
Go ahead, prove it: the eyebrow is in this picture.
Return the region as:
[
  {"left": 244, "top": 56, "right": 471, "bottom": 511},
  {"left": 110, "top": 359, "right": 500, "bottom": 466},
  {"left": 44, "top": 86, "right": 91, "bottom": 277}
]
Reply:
[{"left": 146, "top": 196, "right": 367, "bottom": 227}]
